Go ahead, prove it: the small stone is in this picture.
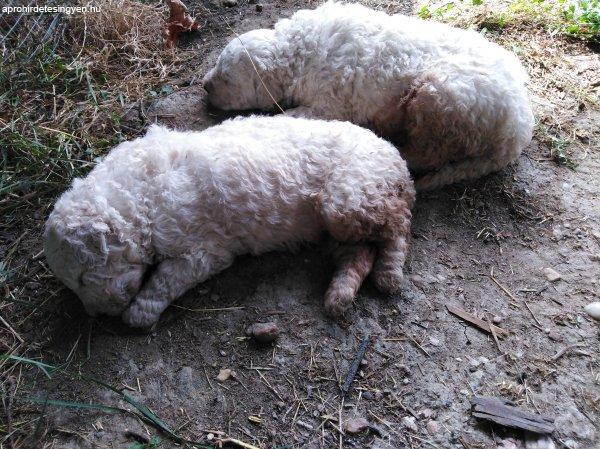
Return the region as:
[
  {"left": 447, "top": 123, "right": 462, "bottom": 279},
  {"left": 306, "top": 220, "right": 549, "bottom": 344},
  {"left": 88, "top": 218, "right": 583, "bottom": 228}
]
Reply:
[
  {"left": 492, "top": 315, "right": 503, "bottom": 324},
  {"left": 362, "top": 391, "right": 374, "bottom": 400},
  {"left": 222, "top": 0, "right": 237, "bottom": 6},
  {"left": 401, "top": 416, "right": 418, "bottom": 432},
  {"left": 542, "top": 267, "right": 562, "bottom": 282},
  {"left": 255, "top": 3, "right": 263, "bottom": 12},
  {"left": 548, "top": 331, "right": 562, "bottom": 342},
  {"left": 219, "top": 350, "right": 227, "bottom": 356},
  {"left": 426, "top": 420, "right": 440, "bottom": 435},
  {"left": 207, "top": 433, "right": 215, "bottom": 441},
  {"left": 343, "top": 417, "right": 369, "bottom": 434},
  {"left": 246, "top": 322, "right": 280, "bottom": 344},
  {"left": 525, "top": 435, "right": 556, "bottom": 449},
  {"left": 176, "top": 366, "right": 194, "bottom": 395},
  {"left": 429, "top": 337, "right": 440, "bottom": 347},
  {"left": 584, "top": 302, "right": 600, "bottom": 321},
  {"left": 498, "top": 439, "right": 519, "bottom": 449},
  {"left": 420, "top": 408, "right": 434, "bottom": 419},
  {"left": 216, "top": 368, "right": 234, "bottom": 382},
  {"left": 589, "top": 253, "right": 600, "bottom": 261}
]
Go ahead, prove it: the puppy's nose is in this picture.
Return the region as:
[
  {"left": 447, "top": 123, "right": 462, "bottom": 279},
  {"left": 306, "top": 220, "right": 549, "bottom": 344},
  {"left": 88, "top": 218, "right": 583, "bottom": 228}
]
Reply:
[{"left": 204, "top": 79, "right": 213, "bottom": 93}]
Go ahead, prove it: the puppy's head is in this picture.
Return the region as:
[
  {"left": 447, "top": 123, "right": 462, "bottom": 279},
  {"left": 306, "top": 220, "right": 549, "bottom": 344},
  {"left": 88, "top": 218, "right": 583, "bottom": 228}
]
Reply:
[
  {"left": 44, "top": 217, "right": 146, "bottom": 317},
  {"left": 203, "top": 29, "right": 286, "bottom": 110}
]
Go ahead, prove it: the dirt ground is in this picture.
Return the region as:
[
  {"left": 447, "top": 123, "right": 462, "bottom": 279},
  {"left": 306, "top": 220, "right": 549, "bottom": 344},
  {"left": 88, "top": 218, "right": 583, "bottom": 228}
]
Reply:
[{"left": 2, "top": 1, "right": 599, "bottom": 449}]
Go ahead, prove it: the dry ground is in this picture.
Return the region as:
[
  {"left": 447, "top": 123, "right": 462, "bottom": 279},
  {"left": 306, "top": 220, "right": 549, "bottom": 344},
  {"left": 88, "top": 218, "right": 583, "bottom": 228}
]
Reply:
[{"left": 1, "top": 1, "right": 599, "bottom": 449}]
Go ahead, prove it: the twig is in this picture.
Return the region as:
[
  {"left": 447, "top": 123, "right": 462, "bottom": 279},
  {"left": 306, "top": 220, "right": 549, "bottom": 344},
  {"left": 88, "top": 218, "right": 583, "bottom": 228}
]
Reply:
[
  {"left": 216, "top": 437, "right": 260, "bottom": 449},
  {"left": 486, "top": 316, "right": 501, "bottom": 352},
  {"left": 447, "top": 305, "right": 509, "bottom": 337},
  {"left": 341, "top": 336, "right": 370, "bottom": 396},
  {"left": 256, "top": 370, "right": 284, "bottom": 402},
  {"left": 171, "top": 305, "right": 244, "bottom": 313},
  {"left": 551, "top": 343, "right": 587, "bottom": 361},
  {"left": 523, "top": 300, "right": 542, "bottom": 326},
  {"left": 489, "top": 275, "right": 521, "bottom": 308},
  {"left": 0, "top": 314, "right": 24, "bottom": 344},
  {"left": 409, "top": 335, "right": 430, "bottom": 357}
]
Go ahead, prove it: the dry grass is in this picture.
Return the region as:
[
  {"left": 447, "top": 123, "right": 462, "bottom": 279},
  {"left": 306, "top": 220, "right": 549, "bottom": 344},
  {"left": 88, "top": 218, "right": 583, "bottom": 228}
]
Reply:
[{"left": 69, "top": 0, "right": 188, "bottom": 98}]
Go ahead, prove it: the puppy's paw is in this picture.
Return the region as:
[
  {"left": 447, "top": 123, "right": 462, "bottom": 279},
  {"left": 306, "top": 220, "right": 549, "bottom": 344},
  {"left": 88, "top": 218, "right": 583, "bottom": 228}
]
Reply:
[
  {"left": 324, "top": 286, "right": 354, "bottom": 320},
  {"left": 373, "top": 269, "right": 404, "bottom": 294},
  {"left": 122, "top": 301, "right": 160, "bottom": 329}
]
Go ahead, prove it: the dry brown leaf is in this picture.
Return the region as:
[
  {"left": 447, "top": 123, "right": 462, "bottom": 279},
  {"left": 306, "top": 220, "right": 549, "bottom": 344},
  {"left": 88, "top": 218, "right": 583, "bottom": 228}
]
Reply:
[{"left": 163, "top": 0, "right": 201, "bottom": 49}]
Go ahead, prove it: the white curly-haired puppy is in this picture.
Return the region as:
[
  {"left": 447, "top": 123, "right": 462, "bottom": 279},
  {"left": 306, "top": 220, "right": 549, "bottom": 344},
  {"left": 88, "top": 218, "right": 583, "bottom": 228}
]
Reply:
[
  {"left": 44, "top": 116, "right": 415, "bottom": 327},
  {"left": 202, "top": 1, "right": 534, "bottom": 190}
]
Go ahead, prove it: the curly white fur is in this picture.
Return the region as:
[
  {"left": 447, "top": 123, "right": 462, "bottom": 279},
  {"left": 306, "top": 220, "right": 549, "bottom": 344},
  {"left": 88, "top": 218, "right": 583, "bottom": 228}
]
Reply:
[
  {"left": 203, "top": 1, "right": 534, "bottom": 190},
  {"left": 44, "top": 116, "right": 415, "bottom": 327}
]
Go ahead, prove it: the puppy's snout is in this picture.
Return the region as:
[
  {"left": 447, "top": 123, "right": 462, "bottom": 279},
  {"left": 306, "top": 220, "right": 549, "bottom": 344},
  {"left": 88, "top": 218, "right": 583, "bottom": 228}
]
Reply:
[{"left": 203, "top": 79, "right": 214, "bottom": 93}]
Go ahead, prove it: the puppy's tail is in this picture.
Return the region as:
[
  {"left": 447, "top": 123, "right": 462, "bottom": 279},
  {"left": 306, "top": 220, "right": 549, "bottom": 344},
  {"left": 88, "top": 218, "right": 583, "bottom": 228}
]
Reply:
[{"left": 414, "top": 155, "right": 518, "bottom": 192}]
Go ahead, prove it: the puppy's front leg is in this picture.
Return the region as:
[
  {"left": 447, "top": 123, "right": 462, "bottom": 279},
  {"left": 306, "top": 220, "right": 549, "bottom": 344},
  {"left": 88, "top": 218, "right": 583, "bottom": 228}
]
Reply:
[{"left": 122, "top": 253, "right": 233, "bottom": 328}]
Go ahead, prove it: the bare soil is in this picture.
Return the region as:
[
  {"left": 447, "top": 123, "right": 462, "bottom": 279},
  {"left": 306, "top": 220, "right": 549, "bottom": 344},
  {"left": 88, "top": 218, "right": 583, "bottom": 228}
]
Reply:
[{"left": 2, "top": 1, "right": 599, "bottom": 449}]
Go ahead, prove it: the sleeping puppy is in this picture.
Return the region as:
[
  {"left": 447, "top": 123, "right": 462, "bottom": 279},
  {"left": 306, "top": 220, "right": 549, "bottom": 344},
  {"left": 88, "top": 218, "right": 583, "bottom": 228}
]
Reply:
[
  {"left": 44, "top": 116, "right": 415, "bottom": 327},
  {"left": 202, "top": 1, "right": 534, "bottom": 190}
]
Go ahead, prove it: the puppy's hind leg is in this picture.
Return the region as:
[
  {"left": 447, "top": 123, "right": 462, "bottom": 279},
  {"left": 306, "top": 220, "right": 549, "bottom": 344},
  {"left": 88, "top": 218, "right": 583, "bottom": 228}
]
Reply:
[
  {"left": 122, "top": 251, "right": 234, "bottom": 328},
  {"left": 372, "top": 235, "right": 409, "bottom": 294},
  {"left": 324, "top": 243, "right": 376, "bottom": 319}
]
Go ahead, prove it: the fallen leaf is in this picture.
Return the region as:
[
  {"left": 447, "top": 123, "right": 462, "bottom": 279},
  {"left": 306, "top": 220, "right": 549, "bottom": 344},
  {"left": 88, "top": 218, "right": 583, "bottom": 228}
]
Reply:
[{"left": 163, "top": 0, "right": 201, "bottom": 49}]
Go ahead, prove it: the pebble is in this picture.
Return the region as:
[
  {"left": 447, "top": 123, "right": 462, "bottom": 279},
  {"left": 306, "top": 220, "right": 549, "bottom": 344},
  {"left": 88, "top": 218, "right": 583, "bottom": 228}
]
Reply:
[
  {"left": 245, "top": 322, "right": 280, "bottom": 344},
  {"left": 584, "top": 302, "right": 600, "bottom": 321},
  {"left": 343, "top": 417, "right": 369, "bottom": 434},
  {"left": 222, "top": 0, "right": 237, "bottom": 6},
  {"left": 216, "top": 368, "right": 234, "bottom": 382},
  {"left": 362, "top": 391, "right": 374, "bottom": 400},
  {"left": 542, "top": 267, "right": 562, "bottom": 282},
  {"left": 548, "top": 331, "right": 562, "bottom": 342},
  {"left": 176, "top": 366, "right": 194, "bottom": 395},
  {"left": 429, "top": 337, "right": 440, "bottom": 347},
  {"left": 492, "top": 315, "right": 503, "bottom": 324},
  {"left": 426, "top": 420, "right": 440, "bottom": 435},
  {"left": 525, "top": 435, "right": 556, "bottom": 449},
  {"left": 420, "top": 408, "right": 434, "bottom": 419},
  {"left": 255, "top": 3, "right": 263, "bottom": 12},
  {"left": 589, "top": 253, "right": 600, "bottom": 261},
  {"left": 401, "top": 416, "right": 418, "bottom": 432}
]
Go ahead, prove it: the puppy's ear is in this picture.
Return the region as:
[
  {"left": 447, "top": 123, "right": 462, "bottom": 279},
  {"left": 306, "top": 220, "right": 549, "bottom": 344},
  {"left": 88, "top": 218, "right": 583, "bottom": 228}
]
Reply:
[{"left": 71, "top": 224, "right": 110, "bottom": 267}]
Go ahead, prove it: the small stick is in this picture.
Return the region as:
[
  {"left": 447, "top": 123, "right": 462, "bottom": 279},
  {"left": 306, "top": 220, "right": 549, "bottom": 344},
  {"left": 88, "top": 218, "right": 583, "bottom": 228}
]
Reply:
[
  {"left": 489, "top": 275, "right": 521, "bottom": 308},
  {"left": 341, "top": 336, "right": 370, "bottom": 396},
  {"left": 551, "top": 343, "right": 587, "bottom": 361},
  {"left": 171, "top": 305, "right": 245, "bottom": 313},
  {"left": 409, "top": 335, "right": 430, "bottom": 357},
  {"left": 447, "top": 305, "right": 509, "bottom": 337},
  {"left": 0, "top": 314, "right": 24, "bottom": 344},
  {"left": 486, "top": 316, "right": 502, "bottom": 352},
  {"left": 256, "top": 370, "right": 285, "bottom": 402},
  {"left": 216, "top": 437, "right": 260, "bottom": 449},
  {"left": 204, "top": 366, "right": 214, "bottom": 390},
  {"left": 523, "top": 300, "right": 542, "bottom": 326}
]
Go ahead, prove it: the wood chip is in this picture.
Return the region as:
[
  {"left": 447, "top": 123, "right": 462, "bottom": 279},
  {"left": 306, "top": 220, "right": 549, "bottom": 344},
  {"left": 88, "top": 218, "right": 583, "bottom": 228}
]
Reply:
[
  {"left": 471, "top": 396, "right": 554, "bottom": 434},
  {"left": 447, "top": 305, "right": 509, "bottom": 337}
]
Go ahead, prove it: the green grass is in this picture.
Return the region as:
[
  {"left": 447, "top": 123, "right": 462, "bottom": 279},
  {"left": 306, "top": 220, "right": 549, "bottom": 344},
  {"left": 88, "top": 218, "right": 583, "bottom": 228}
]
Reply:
[
  {"left": 0, "top": 45, "right": 127, "bottom": 212},
  {"left": 417, "top": 0, "right": 600, "bottom": 43}
]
